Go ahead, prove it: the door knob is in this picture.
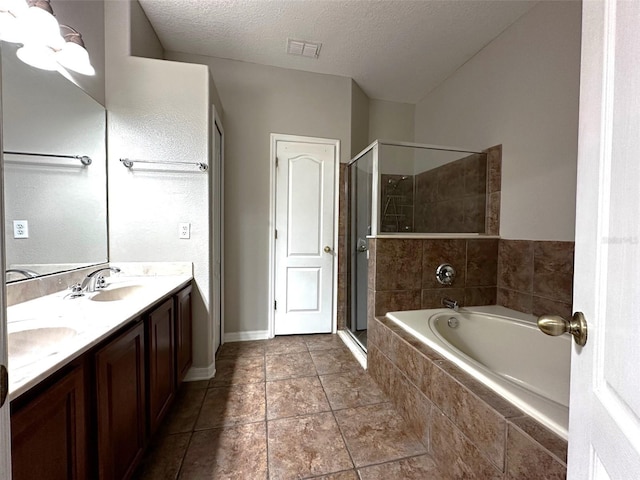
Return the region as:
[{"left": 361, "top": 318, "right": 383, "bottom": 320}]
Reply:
[
  {"left": 537, "top": 312, "right": 588, "bottom": 346},
  {"left": 324, "top": 246, "right": 332, "bottom": 253}
]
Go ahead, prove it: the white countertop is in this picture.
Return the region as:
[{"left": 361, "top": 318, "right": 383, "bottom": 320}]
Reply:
[{"left": 7, "top": 274, "right": 192, "bottom": 401}]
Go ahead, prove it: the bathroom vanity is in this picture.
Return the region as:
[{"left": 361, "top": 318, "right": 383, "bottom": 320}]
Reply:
[{"left": 7, "top": 274, "right": 193, "bottom": 480}]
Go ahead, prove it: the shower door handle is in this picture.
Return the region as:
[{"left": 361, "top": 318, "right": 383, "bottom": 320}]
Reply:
[{"left": 356, "top": 238, "right": 368, "bottom": 253}]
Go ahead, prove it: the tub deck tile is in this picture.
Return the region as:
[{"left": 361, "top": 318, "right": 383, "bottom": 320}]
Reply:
[
  {"left": 430, "top": 362, "right": 508, "bottom": 470},
  {"left": 430, "top": 408, "right": 503, "bottom": 479},
  {"left": 394, "top": 336, "right": 434, "bottom": 398},
  {"left": 505, "top": 423, "right": 567, "bottom": 479},
  {"left": 509, "top": 416, "right": 568, "bottom": 464},
  {"left": 433, "top": 360, "right": 523, "bottom": 419}
]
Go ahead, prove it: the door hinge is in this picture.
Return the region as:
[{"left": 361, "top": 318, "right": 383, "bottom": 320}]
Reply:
[
  {"left": 275, "top": 157, "right": 279, "bottom": 167},
  {"left": 275, "top": 229, "right": 278, "bottom": 239},
  {"left": 274, "top": 300, "right": 277, "bottom": 310}
]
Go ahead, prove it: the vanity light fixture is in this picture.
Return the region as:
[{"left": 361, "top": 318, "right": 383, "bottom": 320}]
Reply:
[
  {"left": 55, "top": 25, "right": 95, "bottom": 76},
  {"left": 0, "top": 0, "right": 28, "bottom": 43},
  {"left": 0, "top": 0, "right": 95, "bottom": 76}
]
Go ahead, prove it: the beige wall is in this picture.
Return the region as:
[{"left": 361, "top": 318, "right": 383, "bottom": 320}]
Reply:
[
  {"left": 369, "top": 99, "right": 415, "bottom": 143},
  {"left": 130, "top": 0, "right": 164, "bottom": 60},
  {"left": 414, "top": 1, "right": 581, "bottom": 242},
  {"left": 105, "top": 1, "right": 215, "bottom": 373},
  {"left": 350, "top": 80, "right": 370, "bottom": 157},
  {"left": 166, "top": 52, "right": 352, "bottom": 336}
]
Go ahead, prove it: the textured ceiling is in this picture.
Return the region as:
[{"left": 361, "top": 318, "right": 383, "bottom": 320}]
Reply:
[{"left": 138, "top": 0, "right": 537, "bottom": 103}]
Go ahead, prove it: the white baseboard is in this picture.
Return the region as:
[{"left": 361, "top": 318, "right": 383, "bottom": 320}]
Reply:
[
  {"left": 337, "top": 330, "right": 367, "bottom": 369},
  {"left": 224, "top": 330, "right": 270, "bottom": 342},
  {"left": 183, "top": 363, "right": 216, "bottom": 382}
]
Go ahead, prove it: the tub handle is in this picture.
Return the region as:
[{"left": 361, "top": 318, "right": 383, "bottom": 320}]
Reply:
[{"left": 537, "top": 312, "right": 588, "bottom": 347}]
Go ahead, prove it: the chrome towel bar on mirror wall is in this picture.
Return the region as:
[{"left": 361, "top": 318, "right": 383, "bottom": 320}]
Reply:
[
  {"left": 3, "top": 151, "right": 92, "bottom": 166},
  {"left": 120, "top": 158, "right": 209, "bottom": 172}
]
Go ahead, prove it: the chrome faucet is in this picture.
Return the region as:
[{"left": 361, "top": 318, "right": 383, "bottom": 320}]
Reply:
[
  {"left": 6, "top": 268, "right": 39, "bottom": 279},
  {"left": 442, "top": 298, "right": 459, "bottom": 311},
  {"left": 80, "top": 266, "right": 121, "bottom": 293}
]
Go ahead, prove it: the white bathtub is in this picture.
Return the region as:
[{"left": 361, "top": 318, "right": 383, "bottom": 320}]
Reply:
[{"left": 385, "top": 305, "right": 571, "bottom": 440}]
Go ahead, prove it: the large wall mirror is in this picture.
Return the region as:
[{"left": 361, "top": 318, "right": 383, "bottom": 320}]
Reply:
[{"left": 1, "top": 42, "right": 107, "bottom": 282}]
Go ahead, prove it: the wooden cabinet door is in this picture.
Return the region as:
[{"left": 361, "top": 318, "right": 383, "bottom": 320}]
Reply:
[
  {"left": 147, "top": 298, "right": 175, "bottom": 435},
  {"left": 175, "top": 284, "right": 193, "bottom": 386},
  {"left": 11, "top": 365, "right": 86, "bottom": 480},
  {"left": 95, "top": 321, "right": 146, "bottom": 480}
]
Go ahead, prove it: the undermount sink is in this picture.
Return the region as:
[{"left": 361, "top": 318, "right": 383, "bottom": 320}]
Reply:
[
  {"left": 90, "top": 285, "right": 144, "bottom": 302},
  {"left": 9, "top": 327, "right": 78, "bottom": 367}
]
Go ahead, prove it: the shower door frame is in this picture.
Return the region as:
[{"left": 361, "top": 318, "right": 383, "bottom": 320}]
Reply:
[
  {"left": 345, "top": 140, "right": 485, "bottom": 351},
  {"left": 350, "top": 140, "right": 484, "bottom": 236}
]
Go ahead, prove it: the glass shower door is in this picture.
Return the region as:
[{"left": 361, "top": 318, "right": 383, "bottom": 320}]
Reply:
[{"left": 348, "top": 149, "right": 373, "bottom": 349}]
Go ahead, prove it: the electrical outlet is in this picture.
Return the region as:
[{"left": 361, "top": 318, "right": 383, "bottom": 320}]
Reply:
[
  {"left": 13, "top": 220, "right": 29, "bottom": 239},
  {"left": 179, "top": 222, "right": 191, "bottom": 239}
]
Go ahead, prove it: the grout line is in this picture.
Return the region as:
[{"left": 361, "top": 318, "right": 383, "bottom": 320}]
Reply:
[
  {"left": 174, "top": 384, "right": 208, "bottom": 479},
  {"left": 331, "top": 405, "right": 358, "bottom": 473},
  {"left": 354, "top": 452, "right": 436, "bottom": 474},
  {"left": 173, "top": 431, "right": 194, "bottom": 479}
]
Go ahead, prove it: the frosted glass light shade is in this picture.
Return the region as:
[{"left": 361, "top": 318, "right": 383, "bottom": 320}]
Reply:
[
  {"left": 21, "top": 6, "right": 63, "bottom": 49},
  {"left": 0, "top": 12, "right": 22, "bottom": 42},
  {"left": 56, "top": 41, "right": 95, "bottom": 76},
  {"left": 0, "top": 0, "right": 28, "bottom": 15},
  {"left": 16, "top": 44, "right": 58, "bottom": 70},
  {"left": 0, "top": 0, "right": 27, "bottom": 43}
]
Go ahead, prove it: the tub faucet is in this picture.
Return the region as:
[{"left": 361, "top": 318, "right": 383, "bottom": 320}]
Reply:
[
  {"left": 442, "top": 298, "right": 459, "bottom": 311},
  {"left": 80, "top": 266, "right": 121, "bottom": 293}
]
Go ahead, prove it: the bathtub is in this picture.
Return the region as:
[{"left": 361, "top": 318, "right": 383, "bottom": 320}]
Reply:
[{"left": 385, "top": 305, "right": 571, "bottom": 440}]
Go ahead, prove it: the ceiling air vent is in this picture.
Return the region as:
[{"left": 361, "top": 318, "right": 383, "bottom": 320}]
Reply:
[{"left": 286, "top": 38, "right": 321, "bottom": 59}]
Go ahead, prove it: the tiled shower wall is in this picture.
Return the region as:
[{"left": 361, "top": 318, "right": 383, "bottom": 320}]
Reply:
[
  {"left": 380, "top": 174, "right": 414, "bottom": 233},
  {"left": 367, "top": 238, "right": 500, "bottom": 320},
  {"left": 498, "top": 240, "right": 574, "bottom": 320},
  {"left": 367, "top": 237, "right": 575, "bottom": 321},
  {"left": 414, "top": 153, "right": 487, "bottom": 233},
  {"left": 337, "top": 163, "right": 348, "bottom": 330}
]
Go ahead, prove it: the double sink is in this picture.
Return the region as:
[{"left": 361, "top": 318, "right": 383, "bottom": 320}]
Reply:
[{"left": 6, "top": 273, "right": 192, "bottom": 399}]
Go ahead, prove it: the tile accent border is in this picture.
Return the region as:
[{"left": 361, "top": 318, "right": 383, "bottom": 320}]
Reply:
[{"left": 367, "top": 315, "right": 568, "bottom": 479}]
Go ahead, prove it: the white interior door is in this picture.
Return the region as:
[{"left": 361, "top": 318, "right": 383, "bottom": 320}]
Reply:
[
  {"left": 274, "top": 139, "right": 336, "bottom": 335},
  {"left": 568, "top": 1, "right": 640, "bottom": 478}
]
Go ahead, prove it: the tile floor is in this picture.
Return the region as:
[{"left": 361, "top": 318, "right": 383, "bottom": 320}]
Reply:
[{"left": 134, "top": 334, "right": 444, "bottom": 479}]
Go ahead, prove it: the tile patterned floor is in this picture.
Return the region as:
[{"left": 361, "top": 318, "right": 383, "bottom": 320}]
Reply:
[{"left": 134, "top": 334, "right": 443, "bottom": 479}]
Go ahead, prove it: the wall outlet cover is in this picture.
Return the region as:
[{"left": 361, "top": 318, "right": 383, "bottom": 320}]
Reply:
[
  {"left": 179, "top": 222, "right": 191, "bottom": 239},
  {"left": 13, "top": 220, "right": 29, "bottom": 239}
]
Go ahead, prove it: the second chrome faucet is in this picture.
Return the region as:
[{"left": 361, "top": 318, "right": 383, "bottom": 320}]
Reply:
[{"left": 79, "top": 266, "right": 121, "bottom": 293}]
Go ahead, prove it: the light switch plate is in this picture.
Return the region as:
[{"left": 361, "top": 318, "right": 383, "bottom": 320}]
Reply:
[
  {"left": 13, "top": 220, "right": 28, "bottom": 239},
  {"left": 179, "top": 222, "right": 191, "bottom": 239}
]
